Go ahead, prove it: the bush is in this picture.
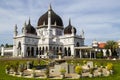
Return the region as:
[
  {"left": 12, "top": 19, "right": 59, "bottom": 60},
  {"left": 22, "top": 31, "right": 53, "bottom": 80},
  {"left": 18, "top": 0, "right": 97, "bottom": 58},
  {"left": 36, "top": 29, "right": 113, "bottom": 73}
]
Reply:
[
  {"left": 106, "top": 63, "right": 113, "bottom": 70},
  {"left": 83, "top": 60, "right": 87, "bottom": 64},
  {"left": 60, "top": 68, "right": 66, "bottom": 75},
  {"left": 97, "top": 52, "right": 103, "bottom": 58},
  {"left": 19, "top": 64, "right": 24, "bottom": 72},
  {"left": 5, "top": 65, "right": 10, "bottom": 71},
  {"left": 75, "top": 65, "right": 82, "bottom": 75},
  {"left": 45, "top": 66, "right": 49, "bottom": 76}
]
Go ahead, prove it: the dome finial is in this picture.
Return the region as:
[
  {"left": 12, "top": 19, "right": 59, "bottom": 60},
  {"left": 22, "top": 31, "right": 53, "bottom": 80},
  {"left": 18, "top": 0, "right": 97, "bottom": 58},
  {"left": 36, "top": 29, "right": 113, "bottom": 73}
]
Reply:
[
  {"left": 28, "top": 17, "right": 31, "bottom": 25},
  {"left": 69, "top": 18, "right": 71, "bottom": 26},
  {"left": 15, "top": 24, "right": 17, "bottom": 30},
  {"left": 48, "top": 3, "right": 52, "bottom": 10},
  {"left": 24, "top": 21, "right": 27, "bottom": 27}
]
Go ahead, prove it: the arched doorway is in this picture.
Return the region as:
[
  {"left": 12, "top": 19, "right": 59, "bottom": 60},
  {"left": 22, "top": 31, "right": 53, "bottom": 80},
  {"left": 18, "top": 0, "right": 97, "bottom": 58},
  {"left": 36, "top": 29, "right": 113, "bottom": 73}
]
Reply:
[
  {"left": 27, "top": 47, "right": 30, "bottom": 56},
  {"left": 17, "top": 42, "right": 21, "bottom": 55},
  {"left": 42, "top": 47, "right": 44, "bottom": 55},
  {"left": 60, "top": 47, "right": 62, "bottom": 52},
  {"left": 46, "top": 47, "right": 48, "bottom": 52},
  {"left": 56, "top": 47, "right": 59, "bottom": 54},
  {"left": 31, "top": 47, "right": 34, "bottom": 56},
  {"left": 76, "top": 42, "right": 79, "bottom": 47},
  {"left": 68, "top": 47, "right": 71, "bottom": 56},
  {"left": 36, "top": 47, "right": 38, "bottom": 55},
  {"left": 76, "top": 50, "right": 80, "bottom": 57},
  {"left": 39, "top": 47, "right": 41, "bottom": 55},
  {"left": 64, "top": 47, "right": 67, "bottom": 56},
  {"left": 53, "top": 47, "right": 55, "bottom": 55}
]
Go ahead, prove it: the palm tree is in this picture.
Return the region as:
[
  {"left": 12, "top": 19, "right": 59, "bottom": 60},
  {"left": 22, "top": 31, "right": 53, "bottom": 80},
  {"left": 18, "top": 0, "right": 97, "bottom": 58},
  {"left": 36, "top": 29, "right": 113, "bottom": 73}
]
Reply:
[{"left": 105, "top": 40, "right": 118, "bottom": 58}]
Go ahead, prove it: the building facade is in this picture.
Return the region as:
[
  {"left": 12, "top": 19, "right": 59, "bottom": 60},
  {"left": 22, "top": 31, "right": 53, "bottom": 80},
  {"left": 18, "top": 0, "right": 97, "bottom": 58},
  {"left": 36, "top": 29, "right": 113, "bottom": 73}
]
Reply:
[{"left": 12, "top": 5, "right": 85, "bottom": 58}]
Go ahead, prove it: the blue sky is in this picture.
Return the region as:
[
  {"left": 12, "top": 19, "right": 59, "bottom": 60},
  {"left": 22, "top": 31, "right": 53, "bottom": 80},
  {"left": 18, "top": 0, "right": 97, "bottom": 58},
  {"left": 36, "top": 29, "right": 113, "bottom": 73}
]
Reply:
[{"left": 0, "top": 0, "right": 120, "bottom": 45}]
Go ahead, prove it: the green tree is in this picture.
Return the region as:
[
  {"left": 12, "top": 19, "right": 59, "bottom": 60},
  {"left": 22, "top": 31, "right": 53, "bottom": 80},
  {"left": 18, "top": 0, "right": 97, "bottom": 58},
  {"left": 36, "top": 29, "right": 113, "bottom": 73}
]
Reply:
[
  {"left": 0, "top": 44, "right": 4, "bottom": 47},
  {"left": 105, "top": 40, "right": 118, "bottom": 57},
  {"left": 97, "top": 52, "right": 103, "bottom": 58}
]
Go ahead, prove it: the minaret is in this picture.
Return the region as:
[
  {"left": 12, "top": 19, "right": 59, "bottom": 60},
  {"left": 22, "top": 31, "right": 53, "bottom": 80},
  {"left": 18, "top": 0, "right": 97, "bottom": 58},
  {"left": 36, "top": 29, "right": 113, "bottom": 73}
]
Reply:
[
  {"left": 48, "top": 4, "right": 52, "bottom": 30},
  {"left": 28, "top": 17, "right": 31, "bottom": 25},
  {"left": 14, "top": 24, "right": 18, "bottom": 37},
  {"left": 22, "top": 21, "right": 27, "bottom": 34},
  {"left": 47, "top": 4, "right": 52, "bottom": 37},
  {"left": 70, "top": 19, "right": 75, "bottom": 36},
  {"left": 80, "top": 29, "right": 84, "bottom": 38}
]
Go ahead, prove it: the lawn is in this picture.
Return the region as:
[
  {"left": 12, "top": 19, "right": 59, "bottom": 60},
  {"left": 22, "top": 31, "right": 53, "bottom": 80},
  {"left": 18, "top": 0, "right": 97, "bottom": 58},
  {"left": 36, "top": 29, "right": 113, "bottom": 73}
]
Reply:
[{"left": 0, "top": 58, "right": 120, "bottom": 80}]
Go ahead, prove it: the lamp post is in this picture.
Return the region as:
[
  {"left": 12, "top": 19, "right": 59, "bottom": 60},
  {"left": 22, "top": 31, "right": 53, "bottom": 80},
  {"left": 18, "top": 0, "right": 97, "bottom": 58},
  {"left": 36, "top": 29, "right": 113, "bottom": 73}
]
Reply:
[{"left": 58, "top": 50, "right": 62, "bottom": 60}]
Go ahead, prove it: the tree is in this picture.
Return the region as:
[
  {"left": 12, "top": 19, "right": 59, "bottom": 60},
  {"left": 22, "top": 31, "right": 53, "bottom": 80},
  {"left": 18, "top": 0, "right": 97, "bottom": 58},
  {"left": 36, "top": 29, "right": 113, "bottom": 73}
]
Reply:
[
  {"left": 106, "top": 49, "right": 110, "bottom": 57},
  {"left": 0, "top": 44, "right": 4, "bottom": 47},
  {"left": 105, "top": 40, "right": 118, "bottom": 57},
  {"left": 96, "top": 52, "right": 103, "bottom": 58}
]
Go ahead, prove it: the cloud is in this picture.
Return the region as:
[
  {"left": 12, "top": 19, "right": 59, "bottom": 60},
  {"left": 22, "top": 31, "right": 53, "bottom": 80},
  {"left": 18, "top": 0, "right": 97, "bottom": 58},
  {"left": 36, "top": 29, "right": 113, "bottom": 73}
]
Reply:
[{"left": 0, "top": 0, "right": 120, "bottom": 45}]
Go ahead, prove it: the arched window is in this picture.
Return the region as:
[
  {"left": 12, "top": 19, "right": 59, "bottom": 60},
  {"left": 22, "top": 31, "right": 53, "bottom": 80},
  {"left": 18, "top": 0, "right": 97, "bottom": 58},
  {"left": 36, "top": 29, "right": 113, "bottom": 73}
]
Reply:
[
  {"left": 76, "top": 42, "right": 79, "bottom": 47},
  {"left": 56, "top": 47, "right": 59, "bottom": 53},
  {"left": 60, "top": 47, "right": 62, "bottom": 52},
  {"left": 46, "top": 47, "right": 48, "bottom": 52}
]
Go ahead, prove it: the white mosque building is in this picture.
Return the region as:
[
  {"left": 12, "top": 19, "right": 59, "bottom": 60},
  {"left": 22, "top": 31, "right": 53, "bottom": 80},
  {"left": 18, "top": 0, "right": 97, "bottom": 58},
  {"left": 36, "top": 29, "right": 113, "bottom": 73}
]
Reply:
[{"left": 2, "top": 5, "right": 85, "bottom": 58}]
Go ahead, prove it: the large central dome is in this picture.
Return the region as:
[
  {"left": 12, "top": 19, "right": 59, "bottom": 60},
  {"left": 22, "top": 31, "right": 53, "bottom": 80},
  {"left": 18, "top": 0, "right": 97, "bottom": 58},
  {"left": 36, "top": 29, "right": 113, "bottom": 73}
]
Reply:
[{"left": 37, "top": 5, "right": 63, "bottom": 29}]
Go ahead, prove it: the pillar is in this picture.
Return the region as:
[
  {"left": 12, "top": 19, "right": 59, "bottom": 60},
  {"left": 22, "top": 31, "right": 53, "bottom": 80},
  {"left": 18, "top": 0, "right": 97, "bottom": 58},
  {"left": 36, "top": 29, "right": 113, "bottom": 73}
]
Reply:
[
  {"left": 34, "top": 47, "right": 36, "bottom": 57},
  {"left": 90, "top": 50, "right": 92, "bottom": 59},
  {"left": 1, "top": 47, "right": 4, "bottom": 56},
  {"left": 79, "top": 49, "right": 82, "bottom": 58},
  {"left": 94, "top": 52, "right": 96, "bottom": 59}
]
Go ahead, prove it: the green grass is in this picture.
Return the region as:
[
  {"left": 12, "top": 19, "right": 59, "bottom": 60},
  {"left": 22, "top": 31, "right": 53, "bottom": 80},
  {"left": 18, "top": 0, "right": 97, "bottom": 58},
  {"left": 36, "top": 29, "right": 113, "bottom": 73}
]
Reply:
[{"left": 0, "top": 58, "right": 120, "bottom": 80}]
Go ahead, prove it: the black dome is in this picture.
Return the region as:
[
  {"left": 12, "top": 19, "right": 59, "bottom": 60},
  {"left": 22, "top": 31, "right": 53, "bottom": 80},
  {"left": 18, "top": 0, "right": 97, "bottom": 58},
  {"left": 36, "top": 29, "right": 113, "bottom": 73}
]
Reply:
[
  {"left": 23, "top": 20, "right": 37, "bottom": 35},
  {"left": 37, "top": 6, "right": 63, "bottom": 29},
  {"left": 64, "top": 20, "right": 76, "bottom": 35}
]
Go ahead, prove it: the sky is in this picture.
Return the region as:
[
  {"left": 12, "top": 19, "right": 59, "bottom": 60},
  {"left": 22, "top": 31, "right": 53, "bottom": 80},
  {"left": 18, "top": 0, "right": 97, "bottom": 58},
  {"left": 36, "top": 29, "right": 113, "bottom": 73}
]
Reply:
[{"left": 0, "top": 0, "right": 120, "bottom": 45}]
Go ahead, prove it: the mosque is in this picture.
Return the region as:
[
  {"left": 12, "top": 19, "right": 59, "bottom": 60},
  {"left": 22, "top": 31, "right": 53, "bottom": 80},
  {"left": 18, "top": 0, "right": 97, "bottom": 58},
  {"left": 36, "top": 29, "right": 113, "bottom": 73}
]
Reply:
[
  {"left": 9, "top": 5, "right": 85, "bottom": 58},
  {"left": 2, "top": 5, "right": 117, "bottom": 59}
]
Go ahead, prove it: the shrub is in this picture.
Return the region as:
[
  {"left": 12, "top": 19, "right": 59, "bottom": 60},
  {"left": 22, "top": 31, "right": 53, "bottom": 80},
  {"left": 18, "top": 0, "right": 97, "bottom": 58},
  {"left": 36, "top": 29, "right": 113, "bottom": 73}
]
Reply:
[
  {"left": 75, "top": 65, "right": 82, "bottom": 75},
  {"left": 60, "top": 68, "right": 66, "bottom": 75},
  {"left": 83, "top": 60, "right": 87, "bottom": 64},
  {"left": 13, "top": 65, "right": 18, "bottom": 72},
  {"left": 5, "top": 65, "right": 10, "bottom": 71},
  {"left": 45, "top": 66, "right": 49, "bottom": 76},
  {"left": 97, "top": 52, "right": 103, "bottom": 58},
  {"left": 106, "top": 63, "right": 113, "bottom": 70},
  {"left": 19, "top": 64, "right": 24, "bottom": 72}
]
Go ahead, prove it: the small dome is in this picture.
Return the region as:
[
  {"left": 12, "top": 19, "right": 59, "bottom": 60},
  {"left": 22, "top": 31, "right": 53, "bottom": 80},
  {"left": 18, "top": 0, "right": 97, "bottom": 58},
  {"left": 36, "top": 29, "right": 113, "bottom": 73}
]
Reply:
[
  {"left": 23, "top": 19, "right": 37, "bottom": 35},
  {"left": 37, "top": 5, "right": 63, "bottom": 29},
  {"left": 64, "top": 19, "right": 76, "bottom": 34}
]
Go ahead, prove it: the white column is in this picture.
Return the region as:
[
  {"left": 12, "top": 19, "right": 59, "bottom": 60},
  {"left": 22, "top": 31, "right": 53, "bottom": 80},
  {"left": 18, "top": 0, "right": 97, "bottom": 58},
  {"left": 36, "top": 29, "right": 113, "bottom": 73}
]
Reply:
[
  {"left": 34, "top": 47, "right": 36, "bottom": 57},
  {"left": 79, "top": 49, "right": 82, "bottom": 58},
  {"left": 94, "top": 52, "right": 96, "bottom": 59},
  {"left": 1, "top": 47, "right": 4, "bottom": 56},
  {"left": 90, "top": 50, "right": 92, "bottom": 59},
  {"left": 48, "top": 9, "right": 51, "bottom": 30}
]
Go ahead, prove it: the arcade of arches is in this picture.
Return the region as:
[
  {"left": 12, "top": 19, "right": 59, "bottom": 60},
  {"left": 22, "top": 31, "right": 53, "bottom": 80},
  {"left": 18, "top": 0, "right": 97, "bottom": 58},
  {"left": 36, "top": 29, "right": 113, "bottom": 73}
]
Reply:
[{"left": 26, "top": 46, "right": 72, "bottom": 57}]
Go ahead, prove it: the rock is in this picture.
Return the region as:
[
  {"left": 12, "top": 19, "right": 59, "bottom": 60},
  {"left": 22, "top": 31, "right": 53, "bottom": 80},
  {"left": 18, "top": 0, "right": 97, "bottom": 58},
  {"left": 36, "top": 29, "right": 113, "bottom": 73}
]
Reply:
[
  {"left": 89, "top": 74, "right": 93, "bottom": 78},
  {"left": 102, "top": 68, "right": 110, "bottom": 76}
]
